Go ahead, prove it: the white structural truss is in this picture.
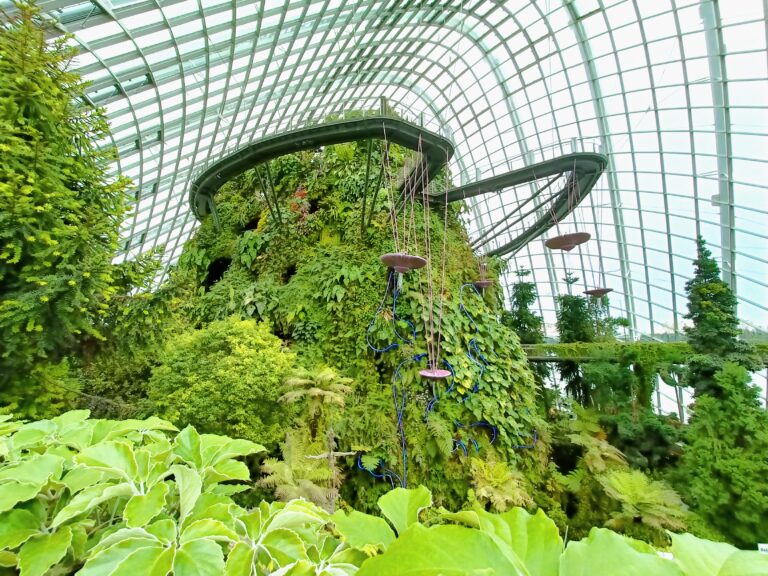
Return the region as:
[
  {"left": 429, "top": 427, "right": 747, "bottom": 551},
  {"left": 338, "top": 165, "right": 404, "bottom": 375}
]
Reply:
[{"left": 11, "top": 0, "right": 768, "bottom": 342}]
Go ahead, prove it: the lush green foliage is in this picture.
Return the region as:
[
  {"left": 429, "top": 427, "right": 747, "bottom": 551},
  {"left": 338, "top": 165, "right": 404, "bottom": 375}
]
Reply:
[
  {"left": 502, "top": 268, "right": 552, "bottom": 409},
  {"left": 503, "top": 268, "right": 545, "bottom": 346},
  {"left": 548, "top": 407, "right": 687, "bottom": 546},
  {"left": 3, "top": 7, "right": 766, "bottom": 558},
  {"left": 554, "top": 274, "right": 628, "bottom": 406},
  {"left": 673, "top": 363, "right": 768, "bottom": 548},
  {"left": 0, "top": 5, "right": 128, "bottom": 374},
  {"left": 0, "top": 411, "right": 267, "bottom": 575},
  {"left": 684, "top": 237, "right": 760, "bottom": 396},
  {"left": 156, "top": 132, "right": 546, "bottom": 513},
  {"left": 2, "top": 412, "right": 765, "bottom": 575},
  {"left": 146, "top": 318, "right": 296, "bottom": 449}
]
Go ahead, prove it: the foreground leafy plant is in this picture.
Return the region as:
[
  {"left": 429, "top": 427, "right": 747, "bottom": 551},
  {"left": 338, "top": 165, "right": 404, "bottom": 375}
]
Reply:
[{"left": 1, "top": 413, "right": 766, "bottom": 575}]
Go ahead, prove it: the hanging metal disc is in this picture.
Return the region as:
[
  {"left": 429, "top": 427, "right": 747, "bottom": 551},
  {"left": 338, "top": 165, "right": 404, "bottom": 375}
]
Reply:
[
  {"left": 419, "top": 368, "right": 452, "bottom": 380},
  {"left": 544, "top": 232, "right": 591, "bottom": 251},
  {"left": 583, "top": 287, "right": 613, "bottom": 297},
  {"left": 473, "top": 279, "right": 494, "bottom": 289},
  {"left": 380, "top": 252, "right": 427, "bottom": 273}
]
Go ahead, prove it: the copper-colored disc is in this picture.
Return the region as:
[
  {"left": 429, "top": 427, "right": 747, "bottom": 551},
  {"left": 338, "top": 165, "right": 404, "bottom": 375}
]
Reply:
[
  {"left": 544, "top": 232, "right": 591, "bottom": 251},
  {"left": 380, "top": 253, "right": 427, "bottom": 273},
  {"left": 474, "top": 279, "right": 494, "bottom": 289},
  {"left": 584, "top": 287, "right": 613, "bottom": 297},
  {"left": 419, "top": 368, "right": 452, "bottom": 380}
]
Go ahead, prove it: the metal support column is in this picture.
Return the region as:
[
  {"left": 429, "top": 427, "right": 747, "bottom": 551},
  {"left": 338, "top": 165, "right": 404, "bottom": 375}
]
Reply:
[
  {"left": 701, "top": 0, "right": 737, "bottom": 292},
  {"left": 566, "top": 0, "right": 636, "bottom": 338}
]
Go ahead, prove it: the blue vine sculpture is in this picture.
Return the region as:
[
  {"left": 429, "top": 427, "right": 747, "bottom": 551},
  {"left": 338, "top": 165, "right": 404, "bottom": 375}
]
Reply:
[{"left": 365, "top": 269, "right": 417, "bottom": 353}]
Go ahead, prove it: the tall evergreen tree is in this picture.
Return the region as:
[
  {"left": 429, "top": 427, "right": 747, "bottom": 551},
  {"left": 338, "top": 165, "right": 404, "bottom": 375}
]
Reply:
[
  {"left": 556, "top": 273, "right": 594, "bottom": 403},
  {"left": 675, "top": 363, "right": 768, "bottom": 548},
  {"left": 503, "top": 268, "right": 545, "bottom": 345},
  {"left": 0, "top": 4, "right": 128, "bottom": 408},
  {"left": 683, "top": 236, "right": 759, "bottom": 396},
  {"left": 502, "top": 268, "right": 551, "bottom": 409}
]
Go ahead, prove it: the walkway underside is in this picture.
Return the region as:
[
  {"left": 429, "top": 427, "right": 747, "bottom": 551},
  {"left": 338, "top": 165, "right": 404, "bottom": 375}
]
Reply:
[
  {"left": 442, "top": 152, "right": 608, "bottom": 257},
  {"left": 189, "top": 117, "right": 607, "bottom": 258},
  {"left": 190, "top": 116, "right": 454, "bottom": 218}
]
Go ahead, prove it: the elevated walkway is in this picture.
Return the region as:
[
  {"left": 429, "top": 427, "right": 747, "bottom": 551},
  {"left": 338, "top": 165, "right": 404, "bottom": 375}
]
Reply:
[
  {"left": 437, "top": 152, "right": 607, "bottom": 256},
  {"left": 188, "top": 118, "right": 607, "bottom": 259},
  {"left": 189, "top": 116, "right": 454, "bottom": 218}
]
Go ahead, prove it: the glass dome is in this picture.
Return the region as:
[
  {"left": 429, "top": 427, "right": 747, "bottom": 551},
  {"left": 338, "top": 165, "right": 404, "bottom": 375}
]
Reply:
[{"left": 27, "top": 0, "right": 767, "bottom": 342}]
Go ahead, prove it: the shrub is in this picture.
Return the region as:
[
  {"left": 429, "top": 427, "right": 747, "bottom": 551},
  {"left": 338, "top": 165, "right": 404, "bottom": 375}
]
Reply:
[{"left": 147, "top": 317, "right": 296, "bottom": 448}]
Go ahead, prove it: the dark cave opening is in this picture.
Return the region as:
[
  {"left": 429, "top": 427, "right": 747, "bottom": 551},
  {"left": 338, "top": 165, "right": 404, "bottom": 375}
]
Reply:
[{"left": 203, "top": 257, "right": 232, "bottom": 290}]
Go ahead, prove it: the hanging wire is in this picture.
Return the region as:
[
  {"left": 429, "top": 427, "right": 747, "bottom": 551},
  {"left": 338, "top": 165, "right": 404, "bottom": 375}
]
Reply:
[
  {"left": 381, "top": 122, "right": 400, "bottom": 253},
  {"left": 512, "top": 429, "right": 538, "bottom": 449},
  {"left": 451, "top": 419, "right": 498, "bottom": 456},
  {"left": 419, "top": 137, "right": 438, "bottom": 372},
  {"left": 389, "top": 352, "right": 429, "bottom": 487},
  {"left": 424, "top": 358, "right": 456, "bottom": 419},
  {"left": 356, "top": 454, "right": 401, "bottom": 489},
  {"left": 434, "top": 146, "right": 452, "bottom": 368}
]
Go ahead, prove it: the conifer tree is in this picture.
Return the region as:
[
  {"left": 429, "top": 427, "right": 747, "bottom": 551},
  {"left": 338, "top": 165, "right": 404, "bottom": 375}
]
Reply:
[
  {"left": 503, "top": 268, "right": 545, "bottom": 345},
  {"left": 683, "top": 236, "right": 759, "bottom": 396},
  {"left": 675, "top": 363, "right": 768, "bottom": 547},
  {"left": 0, "top": 5, "right": 128, "bottom": 399},
  {"left": 502, "top": 268, "right": 552, "bottom": 407}
]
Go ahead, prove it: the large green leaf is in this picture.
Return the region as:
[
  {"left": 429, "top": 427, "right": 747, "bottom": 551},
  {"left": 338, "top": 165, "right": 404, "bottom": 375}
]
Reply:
[
  {"left": 260, "top": 528, "right": 310, "bottom": 566},
  {"left": 51, "top": 410, "right": 90, "bottom": 429},
  {"left": 146, "top": 519, "right": 177, "bottom": 545},
  {"left": 332, "top": 509, "right": 396, "bottom": 552},
  {"left": 265, "top": 500, "right": 329, "bottom": 533},
  {"left": 76, "top": 441, "right": 139, "bottom": 481},
  {"left": 61, "top": 466, "right": 106, "bottom": 494},
  {"left": 376, "top": 485, "right": 432, "bottom": 536},
  {"left": 174, "top": 538, "right": 226, "bottom": 576},
  {"left": 356, "top": 524, "right": 527, "bottom": 576},
  {"left": 225, "top": 542, "right": 255, "bottom": 576},
  {"left": 18, "top": 527, "right": 72, "bottom": 576},
  {"left": 479, "top": 508, "right": 561, "bottom": 576},
  {"left": 205, "top": 459, "right": 251, "bottom": 485},
  {"left": 174, "top": 426, "right": 203, "bottom": 470},
  {"left": 171, "top": 465, "right": 202, "bottom": 527},
  {"left": 99, "top": 545, "right": 175, "bottom": 576},
  {"left": 180, "top": 519, "right": 238, "bottom": 544},
  {"left": 103, "top": 417, "right": 178, "bottom": 442},
  {"left": 0, "top": 509, "right": 40, "bottom": 550},
  {"left": 560, "top": 528, "right": 682, "bottom": 576},
  {"left": 52, "top": 411, "right": 93, "bottom": 450},
  {"left": 670, "top": 532, "right": 768, "bottom": 576},
  {"left": 10, "top": 421, "right": 56, "bottom": 451},
  {"left": 0, "top": 453, "right": 64, "bottom": 486},
  {"left": 53, "top": 482, "right": 135, "bottom": 527},
  {"left": 124, "top": 482, "right": 169, "bottom": 528},
  {"left": 0, "top": 550, "right": 17, "bottom": 568},
  {"left": 0, "top": 482, "right": 43, "bottom": 514},
  {"left": 199, "top": 435, "right": 265, "bottom": 467},
  {"left": 0, "top": 415, "right": 21, "bottom": 439},
  {"left": 77, "top": 534, "right": 166, "bottom": 576},
  {"left": 271, "top": 561, "right": 317, "bottom": 576}
]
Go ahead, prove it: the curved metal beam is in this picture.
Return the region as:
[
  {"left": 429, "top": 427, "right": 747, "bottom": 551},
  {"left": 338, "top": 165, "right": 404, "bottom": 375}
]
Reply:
[{"left": 189, "top": 115, "right": 454, "bottom": 218}]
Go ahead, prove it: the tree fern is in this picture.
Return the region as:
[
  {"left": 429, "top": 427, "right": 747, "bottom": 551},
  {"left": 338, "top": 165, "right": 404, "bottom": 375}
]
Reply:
[
  {"left": 258, "top": 430, "right": 336, "bottom": 510},
  {"left": 599, "top": 469, "right": 687, "bottom": 535}
]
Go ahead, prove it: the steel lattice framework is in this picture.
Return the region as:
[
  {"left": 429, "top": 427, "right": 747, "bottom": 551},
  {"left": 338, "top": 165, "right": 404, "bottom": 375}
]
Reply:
[{"left": 16, "top": 0, "right": 768, "bottom": 345}]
